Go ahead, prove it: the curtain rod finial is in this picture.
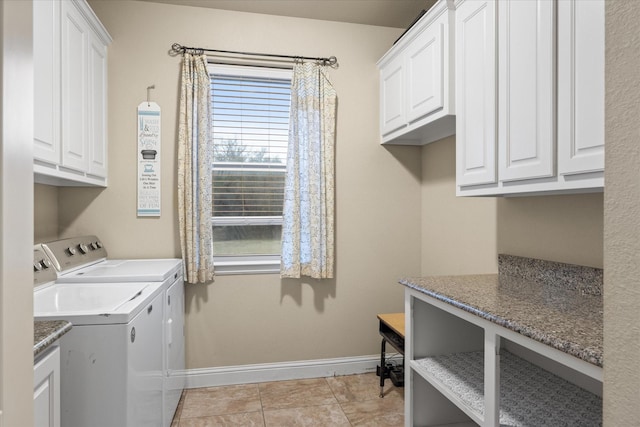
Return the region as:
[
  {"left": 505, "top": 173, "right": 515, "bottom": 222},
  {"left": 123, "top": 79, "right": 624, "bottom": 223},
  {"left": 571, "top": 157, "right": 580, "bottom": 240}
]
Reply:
[
  {"left": 170, "top": 43, "right": 184, "bottom": 56},
  {"left": 326, "top": 56, "right": 339, "bottom": 68}
]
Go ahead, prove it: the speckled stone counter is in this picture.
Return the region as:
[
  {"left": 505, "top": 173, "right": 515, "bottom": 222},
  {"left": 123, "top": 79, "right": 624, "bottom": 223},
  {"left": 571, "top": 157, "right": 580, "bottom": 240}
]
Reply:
[
  {"left": 34, "top": 320, "right": 72, "bottom": 358},
  {"left": 400, "top": 255, "right": 603, "bottom": 367}
]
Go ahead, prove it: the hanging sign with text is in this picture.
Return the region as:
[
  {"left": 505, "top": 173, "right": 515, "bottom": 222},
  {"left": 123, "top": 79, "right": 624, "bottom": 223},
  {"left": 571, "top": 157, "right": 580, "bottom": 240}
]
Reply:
[{"left": 137, "top": 102, "right": 161, "bottom": 217}]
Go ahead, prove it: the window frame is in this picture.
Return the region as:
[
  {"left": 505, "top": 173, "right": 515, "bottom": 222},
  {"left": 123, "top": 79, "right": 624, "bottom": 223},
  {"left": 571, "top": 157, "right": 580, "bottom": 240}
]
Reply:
[{"left": 208, "top": 63, "right": 292, "bottom": 275}]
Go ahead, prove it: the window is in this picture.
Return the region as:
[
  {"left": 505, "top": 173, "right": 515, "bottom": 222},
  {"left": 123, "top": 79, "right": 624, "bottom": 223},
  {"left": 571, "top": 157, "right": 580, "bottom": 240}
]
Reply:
[{"left": 209, "top": 64, "right": 292, "bottom": 274}]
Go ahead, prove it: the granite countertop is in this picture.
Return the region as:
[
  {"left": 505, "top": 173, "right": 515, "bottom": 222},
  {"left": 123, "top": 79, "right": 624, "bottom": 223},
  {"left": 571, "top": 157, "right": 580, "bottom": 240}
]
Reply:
[
  {"left": 34, "top": 320, "right": 72, "bottom": 358},
  {"left": 400, "top": 255, "right": 603, "bottom": 367}
]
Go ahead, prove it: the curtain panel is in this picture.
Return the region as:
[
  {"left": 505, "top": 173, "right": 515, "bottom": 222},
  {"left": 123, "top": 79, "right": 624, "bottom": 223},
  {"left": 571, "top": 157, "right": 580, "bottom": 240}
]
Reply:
[
  {"left": 177, "top": 53, "right": 215, "bottom": 284},
  {"left": 281, "top": 62, "right": 337, "bottom": 279}
]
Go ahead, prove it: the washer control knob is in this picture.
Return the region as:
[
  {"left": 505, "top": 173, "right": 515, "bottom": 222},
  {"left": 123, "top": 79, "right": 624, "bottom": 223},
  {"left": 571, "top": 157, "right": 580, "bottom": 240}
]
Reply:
[
  {"left": 78, "top": 243, "right": 89, "bottom": 254},
  {"left": 33, "top": 262, "right": 43, "bottom": 271},
  {"left": 90, "top": 242, "right": 98, "bottom": 250},
  {"left": 40, "top": 259, "right": 52, "bottom": 269},
  {"left": 66, "top": 246, "right": 77, "bottom": 256},
  {"left": 95, "top": 241, "right": 103, "bottom": 249}
]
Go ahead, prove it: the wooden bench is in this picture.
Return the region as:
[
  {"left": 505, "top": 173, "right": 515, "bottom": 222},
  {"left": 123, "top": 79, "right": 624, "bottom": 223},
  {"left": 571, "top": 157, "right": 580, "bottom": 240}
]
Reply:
[{"left": 377, "top": 313, "right": 405, "bottom": 397}]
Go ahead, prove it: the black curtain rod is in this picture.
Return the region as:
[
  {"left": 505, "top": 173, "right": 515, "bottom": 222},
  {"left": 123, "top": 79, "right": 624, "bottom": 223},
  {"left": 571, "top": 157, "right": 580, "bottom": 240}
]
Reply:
[{"left": 170, "top": 43, "right": 338, "bottom": 68}]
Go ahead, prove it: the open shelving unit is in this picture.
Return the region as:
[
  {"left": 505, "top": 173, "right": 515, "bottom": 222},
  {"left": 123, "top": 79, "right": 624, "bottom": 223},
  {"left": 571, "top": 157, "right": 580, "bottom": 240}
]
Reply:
[{"left": 405, "top": 290, "right": 602, "bottom": 427}]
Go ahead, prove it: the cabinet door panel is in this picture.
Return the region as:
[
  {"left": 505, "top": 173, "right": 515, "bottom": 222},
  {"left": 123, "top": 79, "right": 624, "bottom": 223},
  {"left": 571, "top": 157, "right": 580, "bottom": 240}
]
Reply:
[
  {"left": 380, "top": 55, "right": 406, "bottom": 136},
  {"left": 456, "top": 0, "right": 497, "bottom": 187},
  {"left": 61, "top": 0, "right": 88, "bottom": 172},
  {"left": 34, "top": 346, "right": 60, "bottom": 427},
  {"left": 33, "top": 0, "right": 61, "bottom": 164},
  {"left": 406, "top": 22, "right": 443, "bottom": 123},
  {"left": 88, "top": 33, "right": 108, "bottom": 178},
  {"left": 498, "top": 0, "right": 555, "bottom": 182},
  {"left": 558, "top": 0, "right": 604, "bottom": 175}
]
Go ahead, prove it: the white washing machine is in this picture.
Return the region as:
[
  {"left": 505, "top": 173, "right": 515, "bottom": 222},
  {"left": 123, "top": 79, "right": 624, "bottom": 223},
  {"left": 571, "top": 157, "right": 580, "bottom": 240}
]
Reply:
[
  {"left": 41, "top": 236, "right": 185, "bottom": 427},
  {"left": 33, "top": 246, "right": 165, "bottom": 427}
]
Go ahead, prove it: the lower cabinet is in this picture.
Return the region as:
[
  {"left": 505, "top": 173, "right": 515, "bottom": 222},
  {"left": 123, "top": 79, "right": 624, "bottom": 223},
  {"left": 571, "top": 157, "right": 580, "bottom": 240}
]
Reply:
[
  {"left": 34, "top": 345, "right": 61, "bottom": 427},
  {"left": 405, "top": 290, "right": 602, "bottom": 426}
]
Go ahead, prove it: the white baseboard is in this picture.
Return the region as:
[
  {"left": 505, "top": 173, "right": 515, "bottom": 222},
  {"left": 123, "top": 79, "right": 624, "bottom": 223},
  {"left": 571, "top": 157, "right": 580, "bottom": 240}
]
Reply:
[{"left": 185, "top": 354, "right": 382, "bottom": 389}]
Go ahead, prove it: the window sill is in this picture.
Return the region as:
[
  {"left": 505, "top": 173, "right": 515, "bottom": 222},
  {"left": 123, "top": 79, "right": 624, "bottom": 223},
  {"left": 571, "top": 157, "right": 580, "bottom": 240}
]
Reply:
[{"left": 213, "top": 256, "right": 281, "bottom": 275}]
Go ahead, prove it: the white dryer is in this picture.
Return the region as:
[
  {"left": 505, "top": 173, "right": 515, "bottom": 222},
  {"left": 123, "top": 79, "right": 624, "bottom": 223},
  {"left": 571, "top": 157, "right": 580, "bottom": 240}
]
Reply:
[
  {"left": 41, "top": 236, "right": 185, "bottom": 427},
  {"left": 33, "top": 246, "right": 165, "bottom": 427}
]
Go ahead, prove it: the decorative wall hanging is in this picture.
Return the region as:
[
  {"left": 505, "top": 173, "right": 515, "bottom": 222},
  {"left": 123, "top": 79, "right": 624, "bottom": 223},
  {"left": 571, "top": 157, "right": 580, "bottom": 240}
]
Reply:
[{"left": 137, "top": 93, "right": 161, "bottom": 217}]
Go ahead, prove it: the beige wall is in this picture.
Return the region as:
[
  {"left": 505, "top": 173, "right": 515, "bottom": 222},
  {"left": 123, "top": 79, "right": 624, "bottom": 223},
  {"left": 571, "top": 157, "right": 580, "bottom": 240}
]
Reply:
[
  {"left": 47, "top": 0, "right": 609, "bottom": 383},
  {"left": 419, "top": 137, "right": 603, "bottom": 276},
  {"left": 62, "top": 0, "right": 422, "bottom": 368},
  {"left": 421, "top": 137, "right": 497, "bottom": 275},
  {"left": 497, "top": 194, "right": 603, "bottom": 268},
  {"left": 1, "top": 0, "right": 35, "bottom": 424},
  {"left": 604, "top": 1, "right": 640, "bottom": 424},
  {"left": 34, "top": 184, "right": 59, "bottom": 243}
]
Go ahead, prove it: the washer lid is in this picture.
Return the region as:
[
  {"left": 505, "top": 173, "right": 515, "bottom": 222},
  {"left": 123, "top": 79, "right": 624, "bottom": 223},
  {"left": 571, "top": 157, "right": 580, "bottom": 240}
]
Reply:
[
  {"left": 34, "top": 282, "right": 163, "bottom": 324},
  {"left": 57, "top": 259, "right": 183, "bottom": 283}
]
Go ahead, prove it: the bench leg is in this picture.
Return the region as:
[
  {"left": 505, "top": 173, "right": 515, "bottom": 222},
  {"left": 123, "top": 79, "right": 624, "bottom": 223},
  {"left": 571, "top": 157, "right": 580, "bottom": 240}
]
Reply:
[{"left": 380, "top": 338, "right": 386, "bottom": 398}]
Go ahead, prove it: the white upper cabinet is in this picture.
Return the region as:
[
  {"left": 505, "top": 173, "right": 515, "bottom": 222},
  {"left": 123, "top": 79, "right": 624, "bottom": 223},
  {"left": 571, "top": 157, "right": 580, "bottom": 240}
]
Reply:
[
  {"left": 61, "top": 0, "right": 90, "bottom": 173},
  {"left": 380, "top": 54, "right": 406, "bottom": 136},
  {"left": 378, "top": 0, "right": 455, "bottom": 145},
  {"left": 405, "top": 21, "right": 443, "bottom": 123},
  {"left": 456, "top": 0, "right": 605, "bottom": 196},
  {"left": 498, "top": 0, "right": 555, "bottom": 182},
  {"left": 88, "top": 31, "right": 108, "bottom": 178},
  {"left": 455, "top": 0, "right": 496, "bottom": 187},
  {"left": 34, "top": 0, "right": 111, "bottom": 187},
  {"left": 557, "top": 0, "right": 605, "bottom": 175},
  {"left": 34, "top": 0, "right": 61, "bottom": 165}
]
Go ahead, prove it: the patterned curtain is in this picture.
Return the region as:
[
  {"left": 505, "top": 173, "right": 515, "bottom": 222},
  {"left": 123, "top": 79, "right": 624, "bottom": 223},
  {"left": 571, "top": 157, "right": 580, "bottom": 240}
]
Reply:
[
  {"left": 177, "top": 53, "right": 215, "bottom": 284},
  {"left": 281, "top": 62, "right": 337, "bottom": 279}
]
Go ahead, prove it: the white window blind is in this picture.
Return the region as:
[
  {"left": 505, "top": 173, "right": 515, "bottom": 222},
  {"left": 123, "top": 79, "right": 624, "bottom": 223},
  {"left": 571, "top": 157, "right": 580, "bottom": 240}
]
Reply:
[
  {"left": 209, "top": 65, "right": 292, "bottom": 261},
  {"left": 211, "top": 71, "right": 291, "bottom": 218}
]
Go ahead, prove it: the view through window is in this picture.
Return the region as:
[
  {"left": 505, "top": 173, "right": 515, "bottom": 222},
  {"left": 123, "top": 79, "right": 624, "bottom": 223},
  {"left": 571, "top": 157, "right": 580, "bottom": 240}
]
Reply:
[{"left": 209, "top": 65, "right": 292, "bottom": 258}]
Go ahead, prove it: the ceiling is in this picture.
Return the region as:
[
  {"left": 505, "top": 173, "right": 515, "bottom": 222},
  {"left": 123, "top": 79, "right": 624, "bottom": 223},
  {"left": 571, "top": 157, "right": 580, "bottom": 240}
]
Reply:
[{"left": 135, "top": 0, "right": 437, "bottom": 29}]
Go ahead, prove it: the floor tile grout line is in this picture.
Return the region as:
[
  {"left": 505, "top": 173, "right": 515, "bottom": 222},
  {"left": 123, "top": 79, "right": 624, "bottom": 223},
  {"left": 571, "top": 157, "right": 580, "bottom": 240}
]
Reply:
[
  {"left": 324, "top": 377, "right": 355, "bottom": 426},
  {"left": 257, "top": 382, "right": 267, "bottom": 427}
]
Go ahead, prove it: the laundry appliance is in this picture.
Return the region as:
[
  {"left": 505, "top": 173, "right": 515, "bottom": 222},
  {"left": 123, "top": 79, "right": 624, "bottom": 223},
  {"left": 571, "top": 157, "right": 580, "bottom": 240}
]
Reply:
[
  {"left": 33, "top": 245, "right": 165, "bottom": 427},
  {"left": 39, "top": 235, "right": 185, "bottom": 427}
]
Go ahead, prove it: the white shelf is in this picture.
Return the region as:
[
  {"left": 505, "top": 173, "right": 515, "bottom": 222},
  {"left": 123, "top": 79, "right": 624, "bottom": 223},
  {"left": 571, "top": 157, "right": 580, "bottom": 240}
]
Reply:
[
  {"left": 412, "top": 350, "right": 602, "bottom": 427},
  {"left": 412, "top": 352, "right": 485, "bottom": 425}
]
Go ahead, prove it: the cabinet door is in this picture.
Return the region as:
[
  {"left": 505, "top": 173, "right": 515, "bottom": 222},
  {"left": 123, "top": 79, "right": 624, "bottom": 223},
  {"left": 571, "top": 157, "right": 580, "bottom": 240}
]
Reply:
[
  {"left": 61, "top": 0, "right": 89, "bottom": 172},
  {"left": 88, "top": 32, "right": 108, "bottom": 178},
  {"left": 380, "top": 54, "right": 406, "bottom": 136},
  {"left": 558, "top": 0, "right": 604, "bottom": 175},
  {"left": 455, "top": 0, "right": 497, "bottom": 187},
  {"left": 34, "top": 346, "right": 60, "bottom": 427},
  {"left": 405, "top": 19, "right": 443, "bottom": 123},
  {"left": 498, "top": 0, "right": 555, "bottom": 182},
  {"left": 33, "top": 0, "right": 61, "bottom": 164}
]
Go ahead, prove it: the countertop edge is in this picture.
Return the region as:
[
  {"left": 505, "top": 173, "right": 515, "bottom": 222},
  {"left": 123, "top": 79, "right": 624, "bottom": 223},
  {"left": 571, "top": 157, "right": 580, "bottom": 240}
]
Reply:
[{"left": 34, "top": 320, "right": 73, "bottom": 358}]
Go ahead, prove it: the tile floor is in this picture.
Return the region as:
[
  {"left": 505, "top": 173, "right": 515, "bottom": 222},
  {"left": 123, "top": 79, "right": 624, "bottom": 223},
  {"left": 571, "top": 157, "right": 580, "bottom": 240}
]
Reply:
[{"left": 171, "top": 373, "right": 404, "bottom": 426}]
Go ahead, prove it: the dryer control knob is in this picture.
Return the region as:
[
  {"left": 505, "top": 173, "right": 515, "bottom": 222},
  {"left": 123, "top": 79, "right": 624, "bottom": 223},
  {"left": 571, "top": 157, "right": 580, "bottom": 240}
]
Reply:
[
  {"left": 95, "top": 241, "right": 103, "bottom": 249},
  {"left": 40, "top": 259, "right": 52, "bottom": 269},
  {"left": 33, "top": 262, "right": 43, "bottom": 271},
  {"left": 78, "top": 243, "right": 89, "bottom": 254},
  {"left": 66, "top": 246, "right": 77, "bottom": 256},
  {"left": 90, "top": 242, "right": 98, "bottom": 250}
]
